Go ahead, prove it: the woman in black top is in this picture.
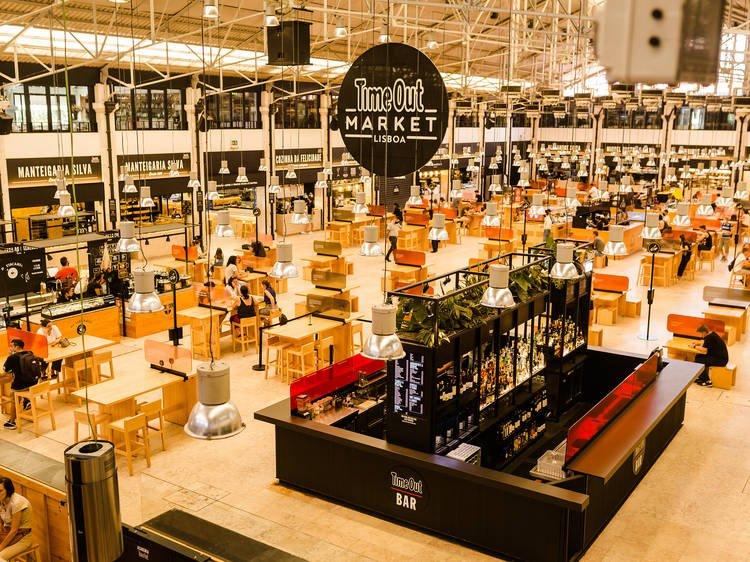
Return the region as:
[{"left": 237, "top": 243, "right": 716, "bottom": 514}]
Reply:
[
  {"left": 262, "top": 279, "right": 277, "bottom": 307},
  {"left": 230, "top": 285, "right": 256, "bottom": 324},
  {"left": 677, "top": 234, "right": 692, "bottom": 277}
]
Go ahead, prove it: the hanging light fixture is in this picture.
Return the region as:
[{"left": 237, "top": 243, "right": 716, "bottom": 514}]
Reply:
[
  {"left": 264, "top": 4, "right": 279, "bottom": 26},
  {"left": 449, "top": 179, "right": 463, "bottom": 200},
  {"left": 643, "top": 212, "right": 662, "bottom": 240},
  {"left": 334, "top": 16, "right": 348, "bottom": 37},
  {"left": 734, "top": 181, "right": 749, "bottom": 201},
  {"left": 528, "top": 193, "right": 546, "bottom": 219},
  {"left": 480, "top": 264, "right": 515, "bottom": 308},
  {"left": 218, "top": 160, "right": 230, "bottom": 175},
  {"left": 672, "top": 202, "right": 691, "bottom": 227},
  {"left": 352, "top": 192, "right": 369, "bottom": 215},
  {"left": 290, "top": 199, "right": 310, "bottom": 225},
  {"left": 53, "top": 178, "right": 68, "bottom": 200},
  {"left": 450, "top": 155, "right": 459, "bottom": 166},
  {"left": 270, "top": 242, "right": 299, "bottom": 279},
  {"left": 184, "top": 361, "right": 244, "bottom": 440},
  {"left": 549, "top": 243, "right": 581, "bottom": 280},
  {"left": 564, "top": 185, "right": 580, "bottom": 209},
  {"left": 187, "top": 171, "right": 201, "bottom": 189},
  {"left": 206, "top": 180, "right": 220, "bottom": 201},
  {"left": 258, "top": 157, "right": 268, "bottom": 172},
  {"left": 481, "top": 201, "right": 501, "bottom": 227},
  {"left": 378, "top": 24, "right": 390, "bottom": 43},
  {"left": 360, "top": 169, "right": 371, "bottom": 185},
  {"left": 715, "top": 186, "right": 735, "bottom": 208},
  {"left": 169, "top": 162, "right": 180, "bottom": 177},
  {"left": 236, "top": 166, "right": 248, "bottom": 183},
  {"left": 139, "top": 185, "right": 155, "bottom": 208},
  {"left": 361, "top": 303, "right": 405, "bottom": 361},
  {"left": 603, "top": 225, "right": 628, "bottom": 257},
  {"left": 118, "top": 165, "right": 128, "bottom": 181},
  {"left": 488, "top": 157, "right": 498, "bottom": 170},
  {"left": 285, "top": 166, "right": 297, "bottom": 180},
  {"left": 214, "top": 209, "right": 235, "bottom": 237},
  {"left": 517, "top": 170, "right": 530, "bottom": 188},
  {"left": 203, "top": 0, "right": 219, "bottom": 19},
  {"left": 267, "top": 176, "right": 281, "bottom": 195},
  {"left": 57, "top": 191, "right": 76, "bottom": 217},
  {"left": 360, "top": 225, "right": 383, "bottom": 256},
  {"left": 406, "top": 185, "right": 423, "bottom": 207},
  {"left": 428, "top": 213, "right": 449, "bottom": 242},
  {"left": 116, "top": 221, "right": 141, "bottom": 253},
  {"left": 488, "top": 175, "right": 502, "bottom": 194},
  {"left": 425, "top": 34, "right": 439, "bottom": 50},
  {"left": 127, "top": 269, "right": 164, "bottom": 313},
  {"left": 314, "top": 171, "right": 328, "bottom": 189},
  {"left": 696, "top": 195, "right": 714, "bottom": 217},
  {"left": 122, "top": 175, "right": 137, "bottom": 194},
  {"left": 323, "top": 164, "right": 333, "bottom": 177}
]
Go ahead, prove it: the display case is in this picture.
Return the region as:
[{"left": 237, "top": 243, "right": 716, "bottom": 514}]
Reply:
[
  {"left": 36, "top": 295, "right": 120, "bottom": 340},
  {"left": 41, "top": 295, "right": 116, "bottom": 319}
]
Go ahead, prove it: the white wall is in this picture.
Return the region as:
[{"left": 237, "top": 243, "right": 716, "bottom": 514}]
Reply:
[
  {"left": 600, "top": 129, "right": 661, "bottom": 145},
  {"left": 3, "top": 132, "right": 101, "bottom": 159},
  {"left": 538, "top": 128, "right": 594, "bottom": 143},
  {"left": 455, "top": 127, "right": 480, "bottom": 144},
  {"left": 330, "top": 129, "right": 345, "bottom": 148},
  {"left": 204, "top": 128, "right": 264, "bottom": 154},
  {"left": 670, "top": 130, "right": 736, "bottom": 148},
  {"left": 272, "top": 128, "right": 323, "bottom": 149}
]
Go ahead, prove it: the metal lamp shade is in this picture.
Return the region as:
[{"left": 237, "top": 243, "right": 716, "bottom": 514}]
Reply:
[
  {"left": 672, "top": 202, "right": 691, "bottom": 227},
  {"left": 169, "top": 162, "right": 180, "bottom": 177},
  {"left": 258, "top": 158, "right": 268, "bottom": 171},
  {"left": 449, "top": 179, "right": 463, "bottom": 200},
  {"left": 218, "top": 160, "right": 230, "bottom": 174},
  {"left": 517, "top": 172, "right": 530, "bottom": 188},
  {"left": 118, "top": 164, "right": 128, "bottom": 181},
  {"left": 643, "top": 212, "right": 662, "bottom": 240},
  {"left": 696, "top": 196, "right": 714, "bottom": 217},
  {"left": 206, "top": 180, "right": 220, "bottom": 201},
  {"left": 564, "top": 186, "right": 580, "bottom": 208},
  {"left": 315, "top": 172, "right": 327, "bottom": 188},
  {"left": 406, "top": 185, "right": 423, "bottom": 206},
  {"left": 214, "top": 210, "right": 235, "bottom": 237},
  {"left": 352, "top": 192, "right": 369, "bottom": 215},
  {"left": 481, "top": 202, "right": 501, "bottom": 227},
  {"left": 734, "top": 182, "right": 749, "bottom": 201},
  {"left": 122, "top": 175, "right": 138, "bottom": 194},
  {"left": 139, "top": 185, "right": 155, "bottom": 208},
  {"left": 185, "top": 362, "right": 244, "bottom": 439},
  {"left": 53, "top": 179, "right": 68, "bottom": 200},
  {"left": 361, "top": 304, "right": 405, "bottom": 361},
  {"left": 360, "top": 225, "right": 383, "bottom": 256},
  {"left": 488, "top": 175, "right": 502, "bottom": 194},
  {"left": 428, "top": 213, "right": 449, "bottom": 241},
  {"left": 715, "top": 186, "right": 735, "bottom": 208},
  {"left": 550, "top": 243, "right": 581, "bottom": 280},
  {"left": 267, "top": 176, "right": 280, "bottom": 195},
  {"left": 291, "top": 199, "right": 310, "bottom": 225},
  {"left": 480, "top": 264, "right": 515, "bottom": 308},
  {"left": 57, "top": 192, "right": 76, "bottom": 217},
  {"left": 603, "top": 225, "right": 628, "bottom": 256},
  {"left": 187, "top": 171, "right": 201, "bottom": 189},
  {"left": 116, "top": 221, "right": 140, "bottom": 253},
  {"left": 236, "top": 166, "right": 248, "bottom": 183},
  {"left": 269, "top": 242, "right": 299, "bottom": 279},
  {"left": 127, "top": 269, "right": 164, "bottom": 313},
  {"left": 528, "top": 193, "right": 546, "bottom": 219},
  {"left": 285, "top": 166, "right": 297, "bottom": 180}
]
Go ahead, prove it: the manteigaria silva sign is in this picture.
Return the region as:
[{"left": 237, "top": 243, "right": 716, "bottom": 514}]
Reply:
[{"left": 337, "top": 43, "right": 449, "bottom": 178}]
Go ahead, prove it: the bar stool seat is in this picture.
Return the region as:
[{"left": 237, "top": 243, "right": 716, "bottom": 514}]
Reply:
[
  {"left": 9, "top": 543, "right": 40, "bottom": 561},
  {"left": 73, "top": 407, "right": 110, "bottom": 442},
  {"left": 109, "top": 413, "right": 151, "bottom": 476}
]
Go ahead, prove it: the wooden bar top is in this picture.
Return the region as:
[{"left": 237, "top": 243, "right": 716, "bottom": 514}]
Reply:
[
  {"left": 567, "top": 359, "right": 702, "bottom": 482},
  {"left": 73, "top": 370, "right": 191, "bottom": 406}
]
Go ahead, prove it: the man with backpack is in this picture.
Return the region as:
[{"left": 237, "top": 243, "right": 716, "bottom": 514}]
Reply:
[{"left": 3, "top": 340, "right": 44, "bottom": 430}]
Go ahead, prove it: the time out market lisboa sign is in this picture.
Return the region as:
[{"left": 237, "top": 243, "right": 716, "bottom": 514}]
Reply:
[{"left": 337, "top": 43, "right": 449, "bottom": 178}]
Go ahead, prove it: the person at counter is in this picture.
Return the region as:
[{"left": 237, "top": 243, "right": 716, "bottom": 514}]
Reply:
[
  {"left": 692, "top": 325, "right": 729, "bottom": 387},
  {"left": 591, "top": 230, "right": 605, "bottom": 256},
  {"left": 224, "top": 255, "right": 239, "bottom": 284},
  {"left": 36, "top": 319, "right": 63, "bottom": 377},
  {"left": 543, "top": 209, "right": 553, "bottom": 245},
  {"left": 230, "top": 285, "right": 257, "bottom": 325},
  {"left": 0, "top": 477, "right": 33, "bottom": 561},
  {"left": 676, "top": 234, "right": 693, "bottom": 278},
  {"left": 57, "top": 284, "right": 75, "bottom": 303},
  {"left": 54, "top": 257, "right": 78, "bottom": 286}
]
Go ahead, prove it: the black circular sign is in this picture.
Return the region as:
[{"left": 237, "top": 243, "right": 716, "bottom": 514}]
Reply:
[
  {"left": 648, "top": 242, "right": 661, "bottom": 254},
  {"left": 337, "top": 43, "right": 449, "bottom": 178},
  {"left": 253, "top": 207, "right": 261, "bottom": 217}
]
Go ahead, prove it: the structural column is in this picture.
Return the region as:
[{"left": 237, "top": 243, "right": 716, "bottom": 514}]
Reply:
[
  {"left": 93, "top": 81, "right": 114, "bottom": 230},
  {"left": 184, "top": 85, "right": 200, "bottom": 233},
  {"left": 260, "top": 90, "right": 272, "bottom": 236}
]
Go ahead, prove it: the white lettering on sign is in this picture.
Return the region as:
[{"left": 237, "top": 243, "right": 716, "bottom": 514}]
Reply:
[
  {"left": 391, "top": 471, "right": 423, "bottom": 496},
  {"left": 17, "top": 163, "right": 94, "bottom": 181},
  {"left": 354, "top": 78, "right": 425, "bottom": 113}
]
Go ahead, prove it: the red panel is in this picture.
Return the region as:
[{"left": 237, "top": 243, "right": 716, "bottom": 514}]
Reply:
[
  {"left": 485, "top": 227, "right": 514, "bottom": 241},
  {"left": 6, "top": 328, "right": 48, "bottom": 358},
  {"left": 405, "top": 213, "right": 430, "bottom": 226},
  {"left": 393, "top": 249, "right": 426, "bottom": 266},
  {"left": 289, "top": 354, "right": 385, "bottom": 411},
  {"left": 565, "top": 354, "right": 659, "bottom": 465},
  {"left": 592, "top": 273, "right": 629, "bottom": 293},
  {"left": 667, "top": 314, "right": 724, "bottom": 338}
]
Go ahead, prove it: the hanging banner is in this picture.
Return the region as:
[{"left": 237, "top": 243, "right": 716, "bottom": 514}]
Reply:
[
  {"left": 6, "top": 156, "right": 102, "bottom": 187},
  {"left": 118, "top": 153, "right": 191, "bottom": 179},
  {"left": 337, "top": 43, "right": 449, "bottom": 178}
]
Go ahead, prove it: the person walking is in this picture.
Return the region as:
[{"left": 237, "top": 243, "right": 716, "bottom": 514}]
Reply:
[
  {"left": 0, "top": 477, "right": 33, "bottom": 561},
  {"left": 718, "top": 215, "right": 734, "bottom": 261},
  {"left": 543, "top": 209, "right": 553, "bottom": 245},
  {"left": 385, "top": 216, "right": 402, "bottom": 262}
]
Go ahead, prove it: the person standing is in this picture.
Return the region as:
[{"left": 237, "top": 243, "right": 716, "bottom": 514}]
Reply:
[
  {"left": 591, "top": 230, "right": 605, "bottom": 256},
  {"left": 677, "top": 234, "right": 693, "bottom": 278},
  {"left": 54, "top": 257, "right": 78, "bottom": 286},
  {"left": 0, "top": 477, "right": 33, "bottom": 561},
  {"left": 385, "top": 216, "right": 402, "bottom": 262},
  {"left": 2, "top": 340, "right": 36, "bottom": 430},
  {"left": 543, "top": 209, "right": 553, "bottom": 245},
  {"left": 692, "top": 325, "right": 729, "bottom": 387},
  {"left": 718, "top": 216, "right": 735, "bottom": 261},
  {"left": 392, "top": 203, "right": 403, "bottom": 222}
]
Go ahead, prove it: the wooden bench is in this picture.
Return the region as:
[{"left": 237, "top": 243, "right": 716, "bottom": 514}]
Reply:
[
  {"left": 592, "top": 273, "right": 641, "bottom": 325},
  {"left": 710, "top": 363, "right": 737, "bottom": 390},
  {"left": 384, "top": 250, "right": 429, "bottom": 291},
  {"left": 666, "top": 315, "right": 728, "bottom": 349}
]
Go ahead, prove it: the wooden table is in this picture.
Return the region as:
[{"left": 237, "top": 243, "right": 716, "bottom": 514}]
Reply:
[
  {"left": 72, "top": 370, "right": 197, "bottom": 426},
  {"left": 704, "top": 305, "right": 746, "bottom": 340},
  {"left": 664, "top": 337, "right": 700, "bottom": 361},
  {"left": 383, "top": 264, "right": 429, "bottom": 291},
  {"left": 266, "top": 315, "right": 355, "bottom": 366},
  {"left": 399, "top": 224, "right": 428, "bottom": 251},
  {"left": 326, "top": 221, "right": 353, "bottom": 246},
  {"left": 177, "top": 307, "right": 227, "bottom": 360},
  {"left": 46, "top": 335, "right": 115, "bottom": 363},
  {"left": 591, "top": 292, "right": 621, "bottom": 325},
  {"left": 237, "top": 271, "right": 267, "bottom": 295}
]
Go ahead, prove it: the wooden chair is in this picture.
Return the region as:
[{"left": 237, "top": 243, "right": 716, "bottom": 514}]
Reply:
[
  {"left": 264, "top": 335, "right": 289, "bottom": 380},
  {"left": 91, "top": 351, "right": 115, "bottom": 383},
  {"left": 351, "top": 227, "right": 365, "bottom": 246},
  {"left": 315, "top": 336, "right": 335, "bottom": 368},
  {"left": 0, "top": 374, "right": 13, "bottom": 416},
  {"left": 352, "top": 322, "right": 364, "bottom": 353},
  {"left": 138, "top": 400, "right": 167, "bottom": 452},
  {"left": 285, "top": 342, "right": 316, "bottom": 383},
  {"left": 109, "top": 413, "right": 151, "bottom": 476},
  {"left": 73, "top": 407, "right": 110, "bottom": 442},
  {"left": 729, "top": 271, "right": 747, "bottom": 288},
  {"left": 9, "top": 543, "right": 40, "bottom": 561},
  {"left": 638, "top": 258, "right": 668, "bottom": 287},
  {"left": 710, "top": 363, "right": 737, "bottom": 390},
  {"left": 14, "top": 381, "right": 56, "bottom": 434},
  {"left": 698, "top": 248, "right": 716, "bottom": 271},
  {"left": 57, "top": 358, "right": 89, "bottom": 402},
  {"left": 231, "top": 316, "right": 258, "bottom": 355}
]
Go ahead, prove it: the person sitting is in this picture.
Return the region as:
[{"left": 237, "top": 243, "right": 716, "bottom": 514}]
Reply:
[
  {"left": 697, "top": 225, "right": 713, "bottom": 252},
  {"left": 224, "top": 276, "right": 240, "bottom": 301},
  {"left": 224, "top": 255, "right": 239, "bottom": 284},
  {"left": 57, "top": 284, "right": 76, "bottom": 304},
  {"left": 54, "top": 257, "right": 78, "bottom": 286},
  {"left": 261, "top": 279, "right": 277, "bottom": 308},
  {"left": 0, "top": 477, "right": 33, "bottom": 560},
  {"left": 230, "top": 285, "right": 256, "bottom": 325},
  {"left": 2, "top": 340, "right": 36, "bottom": 430},
  {"left": 36, "top": 319, "right": 63, "bottom": 378},
  {"left": 692, "top": 324, "right": 729, "bottom": 387},
  {"left": 591, "top": 230, "right": 605, "bottom": 256},
  {"left": 676, "top": 234, "right": 693, "bottom": 278}
]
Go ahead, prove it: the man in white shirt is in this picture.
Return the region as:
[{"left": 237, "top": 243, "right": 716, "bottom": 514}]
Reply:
[
  {"left": 732, "top": 244, "right": 750, "bottom": 274},
  {"left": 543, "top": 210, "right": 553, "bottom": 245}
]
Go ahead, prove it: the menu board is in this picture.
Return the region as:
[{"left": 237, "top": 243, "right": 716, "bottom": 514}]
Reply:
[
  {"left": 393, "top": 351, "right": 425, "bottom": 420},
  {"left": 87, "top": 231, "right": 131, "bottom": 279},
  {"left": 0, "top": 245, "right": 46, "bottom": 296}
]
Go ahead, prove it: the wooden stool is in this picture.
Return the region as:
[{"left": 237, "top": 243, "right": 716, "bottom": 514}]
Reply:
[
  {"left": 57, "top": 358, "right": 89, "bottom": 402},
  {"left": 593, "top": 255, "right": 608, "bottom": 269},
  {"left": 588, "top": 326, "right": 603, "bottom": 346},
  {"left": 351, "top": 227, "right": 365, "bottom": 245},
  {"left": 109, "top": 413, "right": 151, "bottom": 476},
  {"left": 73, "top": 407, "right": 110, "bottom": 441},
  {"left": 620, "top": 291, "right": 642, "bottom": 317},
  {"left": 14, "top": 381, "right": 56, "bottom": 434},
  {"left": 710, "top": 363, "right": 737, "bottom": 389},
  {"left": 698, "top": 249, "right": 715, "bottom": 271},
  {"left": 138, "top": 400, "right": 167, "bottom": 452},
  {"left": 264, "top": 336, "right": 289, "bottom": 380},
  {"left": 1, "top": 374, "right": 13, "bottom": 416},
  {"left": 232, "top": 316, "right": 258, "bottom": 355},
  {"left": 639, "top": 259, "right": 668, "bottom": 287},
  {"left": 285, "top": 342, "right": 316, "bottom": 383},
  {"left": 315, "top": 336, "right": 335, "bottom": 368},
  {"left": 352, "top": 322, "right": 364, "bottom": 353},
  {"left": 9, "top": 543, "right": 40, "bottom": 562},
  {"left": 92, "top": 351, "right": 115, "bottom": 383}
]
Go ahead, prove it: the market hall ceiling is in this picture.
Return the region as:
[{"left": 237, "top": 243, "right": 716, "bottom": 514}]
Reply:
[{"left": 0, "top": 0, "right": 749, "bottom": 93}]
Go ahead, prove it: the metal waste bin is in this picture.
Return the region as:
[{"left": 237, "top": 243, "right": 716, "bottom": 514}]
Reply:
[{"left": 65, "top": 441, "right": 123, "bottom": 562}]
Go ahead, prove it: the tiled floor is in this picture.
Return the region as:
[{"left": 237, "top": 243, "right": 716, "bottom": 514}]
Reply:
[{"left": 3, "top": 230, "right": 750, "bottom": 561}]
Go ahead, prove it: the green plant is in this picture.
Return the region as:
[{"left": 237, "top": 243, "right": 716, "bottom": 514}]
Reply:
[{"left": 509, "top": 264, "right": 547, "bottom": 302}]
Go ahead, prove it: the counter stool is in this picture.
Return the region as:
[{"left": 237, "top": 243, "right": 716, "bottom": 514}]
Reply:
[
  {"left": 9, "top": 543, "right": 40, "bottom": 562},
  {"left": 325, "top": 230, "right": 345, "bottom": 245},
  {"left": 92, "top": 351, "right": 115, "bottom": 383},
  {"left": 109, "top": 413, "right": 151, "bottom": 476},
  {"left": 285, "top": 342, "right": 316, "bottom": 383},
  {"left": 264, "top": 335, "right": 289, "bottom": 380},
  {"left": 352, "top": 322, "right": 364, "bottom": 353},
  {"left": 351, "top": 227, "right": 365, "bottom": 246},
  {"left": 14, "top": 381, "right": 55, "bottom": 434},
  {"left": 138, "top": 400, "right": 167, "bottom": 452},
  {"left": 315, "top": 336, "right": 335, "bottom": 368},
  {"left": 698, "top": 248, "right": 716, "bottom": 271},
  {"left": 710, "top": 363, "right": 737, "bottom": 390},
  {"left": 1, "top": 374, "right": 13, "bottom": 416},
  {"left": 638, "top": 258, "right": 667, "bottom": 287},
  {"left": 73, "top": 407, "right": 110, "bottom": 441},
  {"left": 231, "top": 316, "right": 258, "bottom": 355},
  {"left": 57, "top": 359, "right": 89, "bottom": 403}
]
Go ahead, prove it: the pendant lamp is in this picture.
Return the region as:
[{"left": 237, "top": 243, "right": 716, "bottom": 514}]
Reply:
[
  {"left": 290, "top": 199, "right": 310, "bottom": 225},
  {"left": 550, "top": 242, "right": 581, "bottom": 280},
  {"left": 360, "top": 225, "right": 383, "bottom": 256},
  {"left": 203, "top": 0, "right": 219, "bottom": 19},
  {"left": 285, "top": 166, "right": 297, "bottom": 180},
  {"left": 406, "top": 185, "right": 423, "bottom": 207},
  {"left": 449, "top": 179, "right": 463, "bottom": 200},
  {"left": 269, "top": 242, "right": 298, "bottom": 279},
  {"left": 352, "top": 192, "right": 368, "bottom": 215},
  {"left": 218, "top": 160, "right": 230, "bottom": 175},
  {"left": 715, "top": 186, "right": 735, "bottom": 208},
  {"left": 258, "top": 158, "right": 268, "bottom": 172},
  {"left": 267, "top": 176, "right": 281, "bottom": 195},
  {"left": 314, "top": 172, "right": 328, "bottom": 189},
  {"left": 116, "top": 221, "right": 141, "bottom": 253},
  {"left": 57, "top": 191, "right": 76, "bottom": 217},
  {"left": 735, "top": 182, "right": 749, "bottom": 201},
  {"left": 428, "top": 213, "right": 449, "bottom": 241},
  {"left": 206, "top": 180, "right": 220, "bottom": 201},
  {"left": 360, "top": 169, "right": 371, "bottom": 185},
  {"left": 603, "top": 225, "right": 628, "bottom": 256},
  {"left": 122, "top": 175, "right": 137, "bottom": 194},
  {"left": 214, "top": 209, "right": 235, "bottom": 237},
  {"left": 480, "top": 264, "right": 515, "bottom": 308},
  {"left": 139, "top": 185, "right": 155, "bottom": 208},
  {"left": 169, "top": 162, "right": 180, "bottom": 177},
  {"left": 127, "top": 269, "right": 164, "bottom": 313},
  {"left": 528, "top": 193, "right": 546, "bottom": 219},
  {"left": 184, "top": 361, "right": 245, "bottom": 440},
  {"left": 187, "top": 171, "right": 201, "bottom": 189},
  {"left": 564, "top": 185, "right": 580, "bottom": 209},
  {"left": 481, "top": 202, "right": 501, "bottom": 228},
  {"left": 672, "top": 202, "right": 691, "bottom": 227},
  {"left": 488, "top": 175, "right": 502, "bottom": 194},
  {"left": 118, "top": 165, "right": 128, "bottom": 181},
  {"left": 643, "top": 212, "right": 662, "bottom": 240},
  {"left": 361, "top": 303, "right": 405, "bottom": 361},
  {"left": 236, "top": 167, "right": 248, "bottom": 183},
  {"left": 696, "top": 195, "right": 714, "bottom": 217},
  {"left": 53, "top": 178, "right": 68, "bottom": 200}
]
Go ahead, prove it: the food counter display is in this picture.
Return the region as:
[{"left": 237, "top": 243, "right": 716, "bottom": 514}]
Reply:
[
  {"left": 32, "top": 295, "right": 121, "bottom": 341},
  {"left": 256, "top": 247, "right": 702, "bottom": 562},
  {"left": 123, "top": 283, "right": 196, "bottom": 338},
  {"left": 275, "top": 208, "right": 323, "bottom": 235},
  {"left": 570, "top": 222, "right": 644, "bottom": 255}
]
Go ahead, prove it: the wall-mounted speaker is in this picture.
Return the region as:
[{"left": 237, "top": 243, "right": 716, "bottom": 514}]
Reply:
[{"left": 266, "top": 21, "right": 311, "bottom": 66}]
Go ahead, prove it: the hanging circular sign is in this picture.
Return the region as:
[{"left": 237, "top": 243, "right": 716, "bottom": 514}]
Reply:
[{"left": 337, "top": 43, "right": 449, "bottom": 178}]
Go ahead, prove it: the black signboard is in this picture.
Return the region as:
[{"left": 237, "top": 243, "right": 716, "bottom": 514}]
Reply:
[
  {"left": 6, "top": 156, "right": 102, "bottom": 187},
  {"left": 117, "top": 153, "right": 191, "bottom": 179},
  {"left": 0, "top": 245, "right": 46, "bottom": 296},
  {"left": 87, "top": 231, "right": 131, "bottom": 280},
  {"left": 274, "top": 148, "right": 323, "bottom": 167},
  {"left": 337, "top": 43, "right": 449, "bottom": 178}
]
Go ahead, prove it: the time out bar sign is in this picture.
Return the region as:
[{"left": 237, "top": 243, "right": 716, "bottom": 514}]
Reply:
[{"left": 337, "top": 43, "right": 449, "bottom": 178}]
